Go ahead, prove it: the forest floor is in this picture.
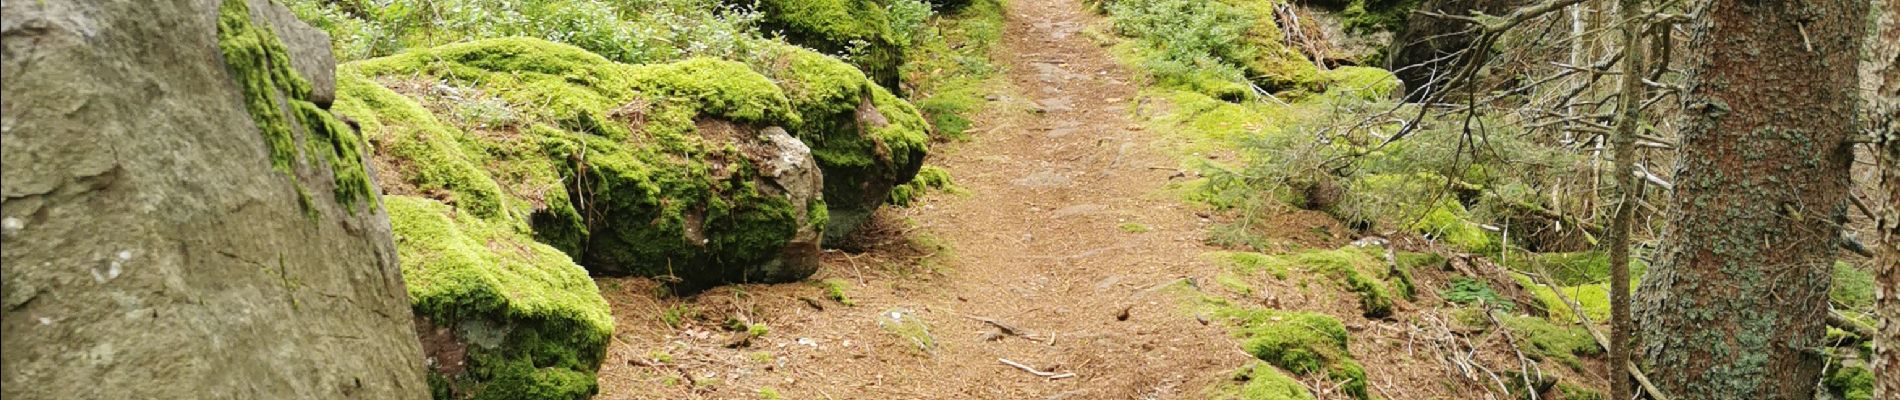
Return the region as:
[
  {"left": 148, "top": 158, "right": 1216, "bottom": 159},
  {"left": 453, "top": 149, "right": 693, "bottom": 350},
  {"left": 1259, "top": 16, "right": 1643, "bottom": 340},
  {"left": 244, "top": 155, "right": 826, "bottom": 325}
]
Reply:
[{"left": 589, "top": 0, "right": 1526, "bottom": 398}]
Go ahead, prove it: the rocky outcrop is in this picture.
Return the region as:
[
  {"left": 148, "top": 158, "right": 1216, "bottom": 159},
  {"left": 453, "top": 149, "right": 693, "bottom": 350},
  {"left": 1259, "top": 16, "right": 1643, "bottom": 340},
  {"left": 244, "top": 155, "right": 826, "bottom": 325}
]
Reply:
[
  {"left": 1, "top": 0, "right": 428, "bottom": 398},
  {"left": 339, "top": 38, "right": 827, "bottom": 286},
  {"left": 333, "top": 38, "right": 846, "bottom": 396}
]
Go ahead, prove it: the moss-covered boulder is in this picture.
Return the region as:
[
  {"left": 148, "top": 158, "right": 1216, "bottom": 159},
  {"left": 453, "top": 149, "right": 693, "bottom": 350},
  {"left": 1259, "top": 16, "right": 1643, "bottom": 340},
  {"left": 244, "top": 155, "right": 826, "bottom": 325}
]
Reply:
[
  {"left": 746, "top": 0, "right": 911, "bottom": 91},
  {"left": 336, "top": 38, "right": 826, "bottom": 286},
  {"left": 748, "top": 44, "right": 931, "bottom": 243},
  {"left": 389, "top": 196, "right": 612, "bottom": 399}
]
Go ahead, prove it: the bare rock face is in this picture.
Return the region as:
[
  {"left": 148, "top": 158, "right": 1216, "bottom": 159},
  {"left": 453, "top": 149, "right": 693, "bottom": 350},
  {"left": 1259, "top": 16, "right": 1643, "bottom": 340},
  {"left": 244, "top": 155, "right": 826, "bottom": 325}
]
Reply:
[
  {"left": 0, "top": 0, "right": 429, "bottom": 398},
  {"left": 753, "top": 126, "right": 825, "bottom": 281}
]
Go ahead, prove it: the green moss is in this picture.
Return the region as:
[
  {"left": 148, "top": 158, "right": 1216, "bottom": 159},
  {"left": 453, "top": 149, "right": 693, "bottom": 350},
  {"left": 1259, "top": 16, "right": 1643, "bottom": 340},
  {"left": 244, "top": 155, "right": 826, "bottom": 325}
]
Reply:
[
  {"left": 890, "top": 165, "right": 961, "bottom": 206},
  {"left": 217, "top": 0, "right": 376, "bottom": 213},
  {"left": 902, "top": 0, "right": 1005, "bottom": 141},
  {"left": 1832, "top": 261, "right": 1875, "bottom": 310},
  {"left": 818, "top": 279, "right": 857, "bottom": 306},
  {"left": 1215, "top": 272, "right": 1257, "bottom": 295},
  {"left": 1118, "top": 222, "right": 1152, "bottom": 233},
  {"left": 1340, "top": 0, "right": 1423, "bottom": 33},
  {"left": 1319, "top": 66, "right": 1400, "bottom": 102},
  {"left": 1104, "top": 0, "right": 1324, "bottom": 98},
  {"left": 1411, "top": 200, "right": 1497, "bottom": 253},
  {"left": 1496, "top": 313, "right": 1600, "bottom": 371},
  {"left": 1206, "top": 251, "right": 1291, "bottom": 279},
  {"left": 1503, "top": 251, "right": 1649, "bottom": 287},
  {"left": 334, "top": 72, "right": 512, "bottom": 219},
  {"left": 1206, "top": 362, "right": 1317, "bottom": 400},
  {"left": 749, "top": 44, "right": 932, "bottom": 240},
  {"left": 1515, "top": 273, "right": 1613, "bottom": 324},
  {"left": 1206, "top": 248, "right": 1414, "bottom": 316},
  {"left": 758, "top": 387, "right": 784, "bottom": 400},
  {"left": 752, "top": 0, "right": 909, "bottom": 90},
  {"left": 343, "top": 38, "right": 821, "bottom": 285},
  {"left": 1555, "top": 382, "right": 1606, "bottom": 400},
  {"left": 1211, "top": 306, "right": 1370, "bottom": 399},
  {"left": 388, "top": 196, "right": 611, "bottom": 400},
  {"left": 877, "top": 308, "right": 936, "bottom": 353},
  {"left": 1825, "top": 365, "right": 1874, "bottom": 400}
]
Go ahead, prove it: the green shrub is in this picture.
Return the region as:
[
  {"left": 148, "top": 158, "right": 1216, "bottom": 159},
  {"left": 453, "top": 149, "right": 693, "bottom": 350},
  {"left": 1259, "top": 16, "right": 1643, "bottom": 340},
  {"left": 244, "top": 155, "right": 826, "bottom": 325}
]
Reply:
[{"left": 286, "top": 0, "right": 764, "bottom": 64}]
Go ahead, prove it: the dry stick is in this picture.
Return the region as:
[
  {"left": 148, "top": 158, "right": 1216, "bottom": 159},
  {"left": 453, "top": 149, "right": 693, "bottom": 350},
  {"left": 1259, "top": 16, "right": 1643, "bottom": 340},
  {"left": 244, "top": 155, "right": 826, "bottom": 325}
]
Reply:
[
  {"left": 998, "top": 358, "right": 1077, "bottom": 380},
  {"left": 1831, "top": 310, "right": 1878, "bottom": 340},
  {"left": 1526, "top": 268, "right": 1670, "bottom": 400},
  {"left": 1486, "top": 305, "right": 1542, "bottom": 400}
]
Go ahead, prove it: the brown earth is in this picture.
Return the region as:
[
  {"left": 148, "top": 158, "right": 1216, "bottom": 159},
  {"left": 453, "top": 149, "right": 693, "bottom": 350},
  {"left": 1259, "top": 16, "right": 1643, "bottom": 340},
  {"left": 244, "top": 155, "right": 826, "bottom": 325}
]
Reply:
[{"left": 591, "top": 0, "right": 1590, "bottom": 398}]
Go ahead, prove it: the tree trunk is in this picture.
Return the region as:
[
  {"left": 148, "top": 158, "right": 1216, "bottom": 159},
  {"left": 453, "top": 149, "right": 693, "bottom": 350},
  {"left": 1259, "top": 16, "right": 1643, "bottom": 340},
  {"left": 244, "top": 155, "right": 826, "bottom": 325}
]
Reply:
[
  {"left": 1874, "top": 106, "right": 1898, "bottom": 400},
  {"left": 1605, "top": 0, "right": 1644, "bottom": 396},
  {"left": 1861, "top": 0, "right": 1898, "bottom": 396},
  {"left": 1631, "top": 0, "right": 1866, "bottom": 396}
]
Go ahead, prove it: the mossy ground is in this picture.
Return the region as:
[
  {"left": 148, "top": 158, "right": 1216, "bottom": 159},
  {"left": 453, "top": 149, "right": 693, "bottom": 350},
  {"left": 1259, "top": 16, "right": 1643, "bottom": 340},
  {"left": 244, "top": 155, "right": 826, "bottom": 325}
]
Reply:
[
  {"left": 1182, "top": 293, "right": 1370, "bottom": 400},
  {"left": 1205, "top": 362, "right": 1317, "bottom": 400},
  {"left": 1212, "top": 247, "right": 1413, "bottom": 317},
  {"left": 901, "top": 0, "right": 1009, "bottom": 141}
]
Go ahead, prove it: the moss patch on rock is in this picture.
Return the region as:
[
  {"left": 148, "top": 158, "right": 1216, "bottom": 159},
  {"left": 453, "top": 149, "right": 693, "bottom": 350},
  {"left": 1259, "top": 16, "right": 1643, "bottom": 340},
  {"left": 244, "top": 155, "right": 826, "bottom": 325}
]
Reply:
[
  {"left": 217, "top": 0, "right": 376, "bottom": 214},
  {"left": 748, "top": 0, "right": 912, "bottom": 90},
  {"left": 388, "top": 196, "right": 611, "bottom": 400},
  {"left": 748, "top": 44, "right": 932, "bottom": 241},
  {"left": 889, "top": 165, "right": 961, "bottom": 206},
  {"left": 340, "top": 38, "right": 824, "bottom": 285}
]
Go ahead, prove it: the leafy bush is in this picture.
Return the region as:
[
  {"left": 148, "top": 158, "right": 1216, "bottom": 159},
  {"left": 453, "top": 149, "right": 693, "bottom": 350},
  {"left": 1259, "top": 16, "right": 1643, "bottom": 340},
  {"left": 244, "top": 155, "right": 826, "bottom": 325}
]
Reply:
[{"left": 286, "top": 0, "right": 765, "bottom": 64}]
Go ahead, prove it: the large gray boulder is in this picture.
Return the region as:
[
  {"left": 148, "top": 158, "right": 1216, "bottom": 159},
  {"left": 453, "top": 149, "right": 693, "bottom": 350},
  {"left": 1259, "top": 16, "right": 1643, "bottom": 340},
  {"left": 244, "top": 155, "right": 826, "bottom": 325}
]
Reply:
[{"left": 1, "top": 0, "right": 429, "bottom": 398}]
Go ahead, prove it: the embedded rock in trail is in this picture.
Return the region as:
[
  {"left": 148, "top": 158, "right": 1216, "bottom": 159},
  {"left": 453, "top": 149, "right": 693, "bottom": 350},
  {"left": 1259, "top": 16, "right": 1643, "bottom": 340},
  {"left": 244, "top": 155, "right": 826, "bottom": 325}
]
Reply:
[
  {"left": 336, "top": 38, "right": 825, "bottom": 288},
  {"left": 1, "top": 0, "right": 426, "bottom": 398},
  {"left": 748, "top": 45, "right": 931, "bottom": 244}
]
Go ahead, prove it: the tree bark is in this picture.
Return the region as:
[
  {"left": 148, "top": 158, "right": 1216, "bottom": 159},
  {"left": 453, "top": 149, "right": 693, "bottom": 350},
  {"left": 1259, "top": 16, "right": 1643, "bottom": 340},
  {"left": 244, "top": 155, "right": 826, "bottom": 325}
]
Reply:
[
  {"left": 1631, "top": 0, "right": 1866, "bottom": 397},
  {"left": 1874, "top": 105, "right": 1898, "bottom": 400},
  {"left": 1861, "top": 0, "right": 1898, "bottom": 396}
]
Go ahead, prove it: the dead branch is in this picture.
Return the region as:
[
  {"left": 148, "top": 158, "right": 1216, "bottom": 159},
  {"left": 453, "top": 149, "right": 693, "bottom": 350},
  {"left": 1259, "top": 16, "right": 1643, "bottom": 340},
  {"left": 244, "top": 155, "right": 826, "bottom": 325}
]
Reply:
[
  {"left": 1829, "top": 310, "right": 1877, "bottom": 340},
  {"left": 998, "top": 358, "right": 1077, "bottom": 380}
]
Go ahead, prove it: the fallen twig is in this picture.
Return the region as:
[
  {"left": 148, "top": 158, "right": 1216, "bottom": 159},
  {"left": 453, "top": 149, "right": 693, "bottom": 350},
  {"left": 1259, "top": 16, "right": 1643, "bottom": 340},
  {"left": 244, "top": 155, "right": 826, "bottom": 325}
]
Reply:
[
  {"left": 999, "top": 358, "right": 1077, "bottom": 380},
  {"left": 1829, "top": 310, "right": 1876, "bottom": 340},
  {"left": 968, "top": 316, "right": 1026, "bottom": 336}
]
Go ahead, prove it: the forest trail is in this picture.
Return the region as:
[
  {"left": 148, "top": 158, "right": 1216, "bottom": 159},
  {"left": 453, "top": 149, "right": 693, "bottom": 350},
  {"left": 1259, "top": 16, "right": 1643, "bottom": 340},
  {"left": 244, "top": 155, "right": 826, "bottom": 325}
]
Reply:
[{"left": 595, "top": 0, "right": 1254, "bottom": 397}]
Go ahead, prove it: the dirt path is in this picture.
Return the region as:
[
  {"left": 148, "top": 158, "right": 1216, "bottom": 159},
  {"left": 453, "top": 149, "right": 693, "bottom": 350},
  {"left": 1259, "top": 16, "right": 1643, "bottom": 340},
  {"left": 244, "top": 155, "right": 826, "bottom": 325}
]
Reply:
[{"left": 595, "top": 0, "right": 1253, "bottom": 397}]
